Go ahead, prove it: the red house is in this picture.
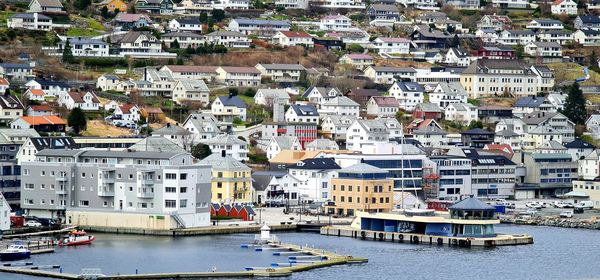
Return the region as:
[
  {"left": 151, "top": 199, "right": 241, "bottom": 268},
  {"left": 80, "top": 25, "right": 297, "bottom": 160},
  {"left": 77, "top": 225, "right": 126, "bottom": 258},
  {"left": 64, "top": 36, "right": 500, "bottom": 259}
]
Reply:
[
  {"left": 476, "top": 46, "right": 515, "bottom": 60},
  {"left": 412, "top": 103, "right": 442, "bottom": 120}
]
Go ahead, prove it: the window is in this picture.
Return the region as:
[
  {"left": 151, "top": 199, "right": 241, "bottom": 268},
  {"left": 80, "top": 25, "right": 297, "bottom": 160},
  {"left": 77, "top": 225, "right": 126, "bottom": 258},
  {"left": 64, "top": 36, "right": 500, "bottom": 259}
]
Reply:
[
  {"left": 180, "top": 187, "right": 187, "bottom": 193},
  {"left": 165, "top": 200, "right": 176, "bottom": 208},
  {"left": 180, "top": 199, "right": 187, "bottom": 208},
  {"left": 180, "top": 173, "right": 187, "bottom": 180},
  {"left": 165, "top": 187, "right": 176, "bottom": 193},
  {"left": 166, "top": 173, "right": 177, "bottom": 180},
  {"left": 79, "top": 200, "right": 89, "bottom": 207},
  {"left": 25, "top": 183, "right": 34, "bottom": 190},
  {"left": 81, "top": 172, "right": 86, "bottom": 178}
]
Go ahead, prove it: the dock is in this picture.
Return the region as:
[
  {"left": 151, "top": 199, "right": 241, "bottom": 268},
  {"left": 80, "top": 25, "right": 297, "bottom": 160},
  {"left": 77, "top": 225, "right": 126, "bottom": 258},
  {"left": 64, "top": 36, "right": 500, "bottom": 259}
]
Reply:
[
  {"left": 77, "top": 224, "right": 297, "bottom": 236},
  {"left": 0, "top": 241, "right": 367, "bottom": 279},
  {"left": 320, "top": 225, "right": 534, "bottom": 247}
]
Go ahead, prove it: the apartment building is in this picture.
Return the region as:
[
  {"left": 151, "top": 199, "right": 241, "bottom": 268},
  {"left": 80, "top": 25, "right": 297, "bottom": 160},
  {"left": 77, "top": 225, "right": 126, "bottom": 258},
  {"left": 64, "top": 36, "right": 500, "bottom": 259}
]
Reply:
[
  {"left": 21, "top": 149, "right": 212, "bottom": 229},
  {"left": 199, "top": 153, "right": 253, "bottom": 204}
]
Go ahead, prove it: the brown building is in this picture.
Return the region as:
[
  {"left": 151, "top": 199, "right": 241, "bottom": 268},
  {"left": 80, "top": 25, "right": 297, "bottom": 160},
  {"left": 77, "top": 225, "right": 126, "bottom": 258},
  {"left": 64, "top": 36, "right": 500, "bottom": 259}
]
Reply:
[{"left": 328, "top": 163, "right": 394, "bottom": 216}]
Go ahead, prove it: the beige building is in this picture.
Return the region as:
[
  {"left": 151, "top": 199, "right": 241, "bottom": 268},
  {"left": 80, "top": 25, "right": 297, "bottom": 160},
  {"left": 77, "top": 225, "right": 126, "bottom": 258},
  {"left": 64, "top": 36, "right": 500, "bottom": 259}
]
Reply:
[
  {"left": 460, "top": 59, "right": 554, "bottom": 98},
  {"left": 328, "top": 163, "right": 394, "bottom": 216},
  {"left": 571, "top": 180, "right": 600, "bottom": 209}
]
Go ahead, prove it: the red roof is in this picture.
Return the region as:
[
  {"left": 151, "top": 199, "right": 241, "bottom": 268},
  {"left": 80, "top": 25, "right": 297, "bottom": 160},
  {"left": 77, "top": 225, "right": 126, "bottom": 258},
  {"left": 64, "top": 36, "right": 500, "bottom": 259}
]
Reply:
[
  {"left": 279, "top": 31, "right": 311, "bottom": 38},
  {"left": 29, "top": 105, "right": 53, "bottom": 111},
  {"left": 552, "top": 0, "right": 564, "bottom": 5},
  {"left": 20, "top": 116, "right": 66, "bottom": 125},
  {"left": 120, "top": 104, "right": 137, "bottom": 114},
  {"left": 28, "top": 89, "right": 45, "bottom": 96},
  {"left": 219, "top": 67, "right": 261, "bottom": 74},
  {"left": 67, "top": 91, "right": 99, "bottom": 104},
  {"left": 371, "top": 96, "right": 399, "bottom": 107},
  {"left": 345, "top": 53, "right": 373, "bottom": 60}
]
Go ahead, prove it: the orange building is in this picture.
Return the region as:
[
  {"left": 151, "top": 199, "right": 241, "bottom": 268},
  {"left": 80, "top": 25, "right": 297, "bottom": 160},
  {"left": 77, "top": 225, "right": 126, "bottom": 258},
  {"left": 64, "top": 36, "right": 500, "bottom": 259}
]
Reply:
[{"left": 98, "top": 0, "right": 128, "bottom": 12}]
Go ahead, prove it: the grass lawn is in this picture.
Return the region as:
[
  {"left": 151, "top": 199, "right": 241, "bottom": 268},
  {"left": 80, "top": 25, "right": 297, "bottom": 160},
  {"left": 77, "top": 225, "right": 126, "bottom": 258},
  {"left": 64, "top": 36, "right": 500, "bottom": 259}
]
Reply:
[
  {"left": 585, "top": 94, "right": 600, "bottom": 105},
  {"left": 548, "top": 62, "right": 600, "bottom": 86},
  {"left": 82, "top": 120, "right": 133, "bottom": 137},
  {"left": 71, "top": 15, "right": 105, "bottom": 31},
  {"left": 66, "top": 27, "right": 102, "bottom": 37}
]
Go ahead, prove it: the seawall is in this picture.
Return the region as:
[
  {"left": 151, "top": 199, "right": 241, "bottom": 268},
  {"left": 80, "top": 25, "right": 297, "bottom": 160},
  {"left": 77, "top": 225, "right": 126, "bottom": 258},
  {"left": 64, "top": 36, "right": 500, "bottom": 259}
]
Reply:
[
  {"left": 500, "top": 215, "right": 600, "bottom": 230},
  {"left": 78, "top": 224, "right": 298, "bottom": 236}
]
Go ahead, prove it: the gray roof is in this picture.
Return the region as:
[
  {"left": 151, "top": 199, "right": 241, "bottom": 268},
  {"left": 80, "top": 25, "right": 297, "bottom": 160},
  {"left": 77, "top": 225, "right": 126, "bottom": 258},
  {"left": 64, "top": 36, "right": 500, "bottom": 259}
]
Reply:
[
  {"left": 152, "top": 124, "right": 192, "bottom": 136},
  {"left": 202, "top": 134, "right": 248, "bottom": 145},
  {"left": 463, "top": 59, "right": 533, "bottom": 75},
  {"left": 176, "top": 79, "right": 209, "bottom": 92},
  {"left": 290, "top": 104, "right": 319, "bottom": 117},
  {"left": 35, "top": 0, "right": 63, "bottom": 8},
  {"left": 522, "top": 111, "right": 561, "bottom": 125},
  {"left": 435, "top": 82, "right": 467, "bottom": 97},
  {"left": 129, "top": 135, "right": 187, "bottom": 153},
  {"left": 515, "top": 96, "right": 547, "bottom": 108},
  {"left": 256, "top": 89, "right": 290, "bottom": 100},
  {"left": 271, "top": 136, "right": 298, "bottom": 150},
  {"left": 531, "top": 19, "right": 562, "bottom": 25},
  {"left": 183, "top": 113, "right": 219, "bottom": 134},
  {"left": 339, "top": 163, "right": 387, "bottom": 174},
  {"left": 305, "top": 138, "right": 338, "bottom": 149},
  {"left": 257, "top": 64, "right": 305, "bottom": 71},
  {"left": 531, "top": 41, "right": 561, "bottom": 48},
  {"left": 36, "top": 149, "right": 184, "bottom": 159},
  {"left": 163, "top": 32, "right": 204, "bottom": 39},
  {"left": 206, "top": 30, "right": 247, "bottom": 37},
  {"left": 0, "top": 129, "right": 40, "bottom": 144},
  {"left": 217, "top": 95, "right": 247, "bottom": 109},
  {"left": 539, "top": 140, "right": 566, "bottom": 150},
  {"left": 449, "top": 196, "right": 495, "bottom": 210},
  {"left": 233, "top": 18, "right": 291, "bottom": 27},
  {"left": 198, "top": 153, "right": 250, "bottom": 171},
  {"left": 413, "top": 125, "right": 447, "bottom": 135},
  {"left": 495, "top": 129, "right": 519, "bottom": 137},
  {"left": 12, "top": 13, "right": 51, "bottom": 20},
  {"left": 370, "top": 66, "right": 416, "bottom": 73},
  {"left": 416, "top": 103, "right": 442, "bottom": 112},
  {"left": 448, "top": 103, "right": 475, "bottom": 111},
  {"left": 118, "top": 31, "right": 157, "bottom": 44},
  {"left": 322, "top": 96, "right": 359, "bottom": 107},
  {"left": 324, "top": 115, "right": 357, "bottom": 127},
  {"left": 369, "top": 4, "right": 398, "bottom": 12},
  {"left": 395, "top": 81, "right": 425, "bottom": 92}
]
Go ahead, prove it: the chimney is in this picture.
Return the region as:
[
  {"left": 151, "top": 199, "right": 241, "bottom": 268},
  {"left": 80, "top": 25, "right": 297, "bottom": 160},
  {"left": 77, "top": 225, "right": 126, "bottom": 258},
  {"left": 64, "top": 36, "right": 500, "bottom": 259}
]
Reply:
[{"left": 221, "top": 150, "right": 226, "bottom": 157}]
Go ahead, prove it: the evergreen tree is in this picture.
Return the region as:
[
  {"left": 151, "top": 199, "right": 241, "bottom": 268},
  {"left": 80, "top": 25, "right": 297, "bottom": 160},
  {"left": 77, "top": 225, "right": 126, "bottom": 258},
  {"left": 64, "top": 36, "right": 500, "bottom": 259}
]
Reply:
[
  {"left": 172, "top": 39, "right": 180, "bottom": 49},
  {"left": 590, "top": 50, "right": 598, "bottom": 68},
  {"left": 62, "top": 39, "right": 74, "bottom": 63},
  {"left": 199, "top": 12, "right": 208, "bottom": 24},
  {"left": 68, "top": 107, "right": 87, "bottom": 135},
  {"left": 74, "top": 0, "right": 92, "bottom": 10},
  {"left": 467, "top": 120, "right": 483, "bottom": 130},
  {"left": 101, "top": 6, "right": 110, "bottom": 18},
  {"left": 450, "top": 34, "right": 459, "bottom": 48},
  {"left": 562, "top": 83, "right": 587, "bottom": 125},
  {"left": 191, "top": 143, "right": 212, "bottom": 159},
  {"left": 212, "top": 9, "right": 225, "bottom": 22}
]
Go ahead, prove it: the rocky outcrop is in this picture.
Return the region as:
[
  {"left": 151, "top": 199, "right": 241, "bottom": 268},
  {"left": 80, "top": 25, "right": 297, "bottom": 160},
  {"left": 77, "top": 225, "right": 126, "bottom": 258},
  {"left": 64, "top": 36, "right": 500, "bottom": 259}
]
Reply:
[{"left": 500, "top": 215, "right": 600, "bottom": 230}]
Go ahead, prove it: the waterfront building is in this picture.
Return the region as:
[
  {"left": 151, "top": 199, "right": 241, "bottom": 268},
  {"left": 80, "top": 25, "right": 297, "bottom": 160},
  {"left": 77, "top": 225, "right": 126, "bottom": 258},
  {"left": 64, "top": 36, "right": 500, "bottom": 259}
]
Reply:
[
  {"left": 429, "top": 156, "right": 473, "bottom": 201},
  {"left": 21, "top": 149, "right": 212, "bottom": 229},
  {"left": 287, "top": 158, "right": 340, "bottom": 202},
  {"left": 519, "top": 152, "right": 578, "bottom": 198},
  {"left": 327, "top": 163, "right": 394, "bottom": 216},
  {"left": 571, "top": 180, "right": 600, "bottom": 209},
  {"left": 200, "top": 153, "right": 253, "bottom": 204}
]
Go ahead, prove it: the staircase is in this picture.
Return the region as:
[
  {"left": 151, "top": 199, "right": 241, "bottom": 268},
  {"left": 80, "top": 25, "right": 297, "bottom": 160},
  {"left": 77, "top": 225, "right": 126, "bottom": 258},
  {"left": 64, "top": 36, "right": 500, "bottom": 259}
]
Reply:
[{"left": 171, "top": 214, "right": 186, "bottom": 229}]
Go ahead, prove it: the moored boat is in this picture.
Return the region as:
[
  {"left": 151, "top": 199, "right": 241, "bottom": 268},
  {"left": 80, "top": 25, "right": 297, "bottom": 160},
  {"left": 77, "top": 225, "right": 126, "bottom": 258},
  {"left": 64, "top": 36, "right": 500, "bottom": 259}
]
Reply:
[
  {"left": 58, "top": 230, "right": 96, "bottom": 246},
  {"left": 0, "top": 244, "right": 31, "bottom": 261}
]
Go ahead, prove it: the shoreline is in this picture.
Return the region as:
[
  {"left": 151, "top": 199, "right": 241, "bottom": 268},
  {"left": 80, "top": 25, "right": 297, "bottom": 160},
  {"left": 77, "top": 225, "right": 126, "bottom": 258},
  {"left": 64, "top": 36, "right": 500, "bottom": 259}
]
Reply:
[{"left": 499, "top": 216, "right": 600, "bottom": 230}]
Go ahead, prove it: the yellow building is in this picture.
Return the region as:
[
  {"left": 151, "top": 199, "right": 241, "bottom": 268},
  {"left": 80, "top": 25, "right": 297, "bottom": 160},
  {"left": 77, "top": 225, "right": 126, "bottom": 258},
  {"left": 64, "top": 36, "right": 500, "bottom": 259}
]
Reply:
[
  {"left": 200, "top": 153, "right": 253, "bottom": 204},
  {"left": 328, "top": 163, "right": 394, "bottom": 216},
  {"left": 98, "top": 0, "right": 128, "bottom": 12}
]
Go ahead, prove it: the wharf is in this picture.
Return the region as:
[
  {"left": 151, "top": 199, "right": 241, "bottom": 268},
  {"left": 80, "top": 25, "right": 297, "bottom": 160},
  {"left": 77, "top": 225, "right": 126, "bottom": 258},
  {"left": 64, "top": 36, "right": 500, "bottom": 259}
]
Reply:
[
  {"left": 3, "top": 227, "right": 76, "bottom": 239},
  {"left": 78, "top": 224, "right": 297, "bottom": 236},
  {"left": 321, "top": 225, "right": 534, "bottom": 247}
]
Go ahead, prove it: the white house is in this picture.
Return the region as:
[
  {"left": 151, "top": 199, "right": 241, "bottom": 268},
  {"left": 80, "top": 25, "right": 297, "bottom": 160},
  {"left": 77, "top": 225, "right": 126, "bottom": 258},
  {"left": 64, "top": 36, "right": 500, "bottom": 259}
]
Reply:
[
  {"left": 444, "top": 103, "right": 478, "bottom": 125},
  {"left": 587, "top": 114, "right": 600, "bottom": 139},
  {"left": 319, "top": 96, "right": 360, "bottom": 117},
  {"left": 25, "top": 79, "right": 69, "bottom": 97},
  {"left": 211, "top": 95, "right": 247, "bottom": 122},
  {"left": 319, "top": 15, "right": 352, "bottom": 31},
  {"left": 524, "top": 41, "right": 562, "bottom": 57},
  {"left": 24, "top": 89, "right": 46, "bottom": 102},
  {"left": 8, "top": 13, "right": 53, "bottom": 31},
  {"left": 339, "top": 53, "right": 374, "bottom": 69},
  {"left": 364, "top": 66, "right": 417, "bottom": 84},
  {"left": 118, "top": 31, "right": 174, "bottom": 58},
  {"left": 0, "top": 78, "right": 8, "bottom": 93},
  {"left": 302, "top": 87, "right": 342, "bottom": 104},
  {"left": 526, "top": 19, "right": 564, "bottom": 30},
  {"left": 255, "top": 63, "right": 305, "bottom": 83},
  {"left": 254, "top": 89, "right": 290, "bottom": 106},
  {"left": 285, "top": 104, "right": 319, "bottom": 124},
  {"left": 366, "top": 96, "right": 399, "bottom": 117},
  {"left": 162, "top": 32, "right": 205, "bottom": 48},
  {"left": 201, "top": 133, "right": 249, "bottom": 161},
  {"left": 57, "top": 37, "right": 109, "bottom": 57},
  {"left": 573, "top": 29, "right": 600, "bottom": 46},
  {"left": 113, "top": 104, "right": 141, "bottom": 122},
  {"left": 444, "top": 47, "right": 470, "bottom": 67},
  {"left": 429, "top": 82, "right": 468, "bottom": 109},
  {"left": 228, "top": 18, "right": 291, "bottom": 38},
  {"left": 266, "top": 136, "right": 302, "bottom": 160},
  {"left": 346, "top": 119, "right": 390, "bottom": 151},
  {"left": 182, "top": 113, "right": 220, "bottom": 143},
  {"left": 388, "top": 81, "right": 424, "bottom": 111},
  {"left": 204, "top": 31, "right": 251, "bottom": 48},
  {"left": 216, "top": 66, "right": 261, "bottom": 87},
  {"left": 551, "top": 0, "right": 577, "bottom": 15},
  {"left": 497, "top": 30, "right": 536, "bottom": 45},
  {"left": 321, "top": 114, "right": 356, "bottom": 140},
  {"left": 96, "top": 74, "right": 120, "bottom": 91},
  {"left": 370, "top": 37, "right": 411, "bottom": 55},
  {"left": 28, "top": 0, "right": 63, "bottom": 12},
  {"left": 536, "top": 30, "right": 574, "bottom": 45},
  {"left": 475, "top": 28, "right": 499, "bottom": 44},
  {"left": 172, "top": 79, "right": 210, "bottom": 105},
  {"left": 272, "top": 31, "right": 313, "bottom": 47},
  {"left": 168, "top": 17, "right": 202, "bottom": 32},
  {"left": 58, "top": 91, "right": 100, "bottom": 111},
  {"left": 413, "top": 126, "right": 448, "bottom": 147}
]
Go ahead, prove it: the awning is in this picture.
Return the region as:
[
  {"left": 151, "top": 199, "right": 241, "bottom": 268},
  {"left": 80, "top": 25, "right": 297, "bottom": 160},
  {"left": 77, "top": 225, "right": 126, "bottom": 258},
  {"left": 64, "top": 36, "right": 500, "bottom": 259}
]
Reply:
[{"left": 563, "top": 191, "right": 589, "bottom": 198}]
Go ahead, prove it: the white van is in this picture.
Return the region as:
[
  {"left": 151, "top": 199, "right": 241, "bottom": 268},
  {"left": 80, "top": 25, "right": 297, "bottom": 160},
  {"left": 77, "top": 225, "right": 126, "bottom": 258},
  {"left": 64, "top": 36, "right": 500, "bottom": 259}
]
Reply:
[{"left": 575, "top": 201, "right": 594, "bottom": 210}]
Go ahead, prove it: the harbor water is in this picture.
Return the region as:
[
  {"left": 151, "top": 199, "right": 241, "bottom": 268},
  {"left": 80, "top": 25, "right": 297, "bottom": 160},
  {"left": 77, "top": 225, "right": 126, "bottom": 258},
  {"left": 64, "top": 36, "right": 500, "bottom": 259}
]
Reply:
[{"left": 3, "top": 224, "right": 600, "bottom": 280}]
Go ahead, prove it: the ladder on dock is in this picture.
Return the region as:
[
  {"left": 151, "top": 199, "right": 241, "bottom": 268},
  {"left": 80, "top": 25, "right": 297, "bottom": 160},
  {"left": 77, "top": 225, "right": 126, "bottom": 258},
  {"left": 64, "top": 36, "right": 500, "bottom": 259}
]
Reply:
[{"left": 171, "top": 214, "right": 186, "bottom": 228}]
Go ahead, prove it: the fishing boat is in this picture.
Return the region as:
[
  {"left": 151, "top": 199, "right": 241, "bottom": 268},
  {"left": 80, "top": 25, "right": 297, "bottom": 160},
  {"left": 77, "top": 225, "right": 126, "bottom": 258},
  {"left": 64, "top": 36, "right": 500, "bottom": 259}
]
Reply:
[
  {"left": 58, "top": 230, "right": 95, "bottom": 246},
  {"left": 0, "top": 244, "right": 31, "bottom": 261}
]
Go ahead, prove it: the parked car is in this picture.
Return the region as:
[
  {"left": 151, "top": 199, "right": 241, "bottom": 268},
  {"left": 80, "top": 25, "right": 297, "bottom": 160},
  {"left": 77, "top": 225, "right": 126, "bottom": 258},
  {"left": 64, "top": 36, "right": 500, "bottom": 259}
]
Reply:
[
  {"left": 537, "top": 202, "right": 547, "bottom": 208},
  {"left": 525, "top": 202, "right": 542, "bottom": 209},
  {"left": 564, "top": 202, "right": 574, "bottom": 208},
  {"left": 24, "top": 220, "right": 42, "bottom": 227},
  {"left": 524, "top": 208, "right": 537, "bottom": 215},
  {"left": 575, "top": 201, "right": 594, "bottom": 210},
  {"left": 560, "top": 211, "right": 573, "bottom": 218}
]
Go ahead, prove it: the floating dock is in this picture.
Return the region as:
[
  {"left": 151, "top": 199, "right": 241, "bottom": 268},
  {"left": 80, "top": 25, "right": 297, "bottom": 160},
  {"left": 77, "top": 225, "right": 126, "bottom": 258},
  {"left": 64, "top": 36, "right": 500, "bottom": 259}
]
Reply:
[{"left": 320, "top": 225, "right": 534, "bottom": 247}]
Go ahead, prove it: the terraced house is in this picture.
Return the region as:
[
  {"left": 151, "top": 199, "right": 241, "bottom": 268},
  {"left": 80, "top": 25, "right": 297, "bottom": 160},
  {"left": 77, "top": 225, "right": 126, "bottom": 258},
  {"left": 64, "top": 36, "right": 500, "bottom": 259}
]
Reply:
[{"left": 255, "top": 63, "right": 306, "bottom": 82}]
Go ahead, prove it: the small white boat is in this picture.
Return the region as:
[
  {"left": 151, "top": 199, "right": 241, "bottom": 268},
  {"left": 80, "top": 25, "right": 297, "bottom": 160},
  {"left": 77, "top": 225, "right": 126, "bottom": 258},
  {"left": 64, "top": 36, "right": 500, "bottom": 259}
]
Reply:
[{"left": 0, "top": 244, "right": 31, "bottom": 261}]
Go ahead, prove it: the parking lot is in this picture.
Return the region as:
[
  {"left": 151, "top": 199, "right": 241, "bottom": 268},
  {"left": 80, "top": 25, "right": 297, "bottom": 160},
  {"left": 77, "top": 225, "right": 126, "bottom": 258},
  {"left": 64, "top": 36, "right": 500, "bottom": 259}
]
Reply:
[{"left": 503, "top": 199, "right": 600, "bottom": 219}]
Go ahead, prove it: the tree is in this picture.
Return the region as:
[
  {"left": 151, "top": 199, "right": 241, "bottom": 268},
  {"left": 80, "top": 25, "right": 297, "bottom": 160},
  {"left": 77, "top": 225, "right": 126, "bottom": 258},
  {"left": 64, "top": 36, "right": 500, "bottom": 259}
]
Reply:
[
  {"left": 191, "top": 143, "right": 212, "bottom": 159},
  {"left": 199, "top": 12, "right": 208, "bottom": 23},
  {"left": 562, "top": 83, "right": 587, "bottom": 125},
  {"left": 171, "top": 39, "right": 180, "bottom": 49},
  {"left": 229, "top": 88, "right": 239, "bottom": 96},
  {"left": 590, "top": 50, "right": 598, "bottom": 68},
  {"left": 244, "top": 88, "right": 256, "bottom": 97},
  {"left": 467, "top": 120, "right": 483, "bottom": 130},
  {"left": 347, "top": 43, "right": 364, "bottom": 53},
  {"left": 68, "top": 107, "right": 87, "bottom": 135},
  {"left": 101, "top": 6, "right": 110, "bottom": 19},
  {"left": 62, "top": 39, "right": 74, "bottom": 63},
  {"left": 450, "top": 34, "right": 459, "bottom": 48},
  {"left": 212, "top": 9, "right": 225, "bottom": 22},
  {"left": 128, "top": 5, "right": 136, "bottom": 13},
  {"left": 74, "top": 0, "right": 92, "bottom": 10}
]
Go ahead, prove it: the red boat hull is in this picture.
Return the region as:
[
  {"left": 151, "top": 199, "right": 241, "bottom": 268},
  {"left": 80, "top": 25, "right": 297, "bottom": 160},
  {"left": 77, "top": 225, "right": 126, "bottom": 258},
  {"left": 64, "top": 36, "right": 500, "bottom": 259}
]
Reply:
[{"left": 59, "top": 236, "right": 95, "bottom": 246}]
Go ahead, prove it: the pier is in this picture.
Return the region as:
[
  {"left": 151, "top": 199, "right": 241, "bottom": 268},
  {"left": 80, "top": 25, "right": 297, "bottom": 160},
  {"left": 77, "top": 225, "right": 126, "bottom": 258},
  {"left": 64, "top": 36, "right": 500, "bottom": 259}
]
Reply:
[
  {"left": 77, "top": 223, "right": 297, "bottom": 236},
  {"left": 320, "top": 225, "right": 534, "bottom": 247}
]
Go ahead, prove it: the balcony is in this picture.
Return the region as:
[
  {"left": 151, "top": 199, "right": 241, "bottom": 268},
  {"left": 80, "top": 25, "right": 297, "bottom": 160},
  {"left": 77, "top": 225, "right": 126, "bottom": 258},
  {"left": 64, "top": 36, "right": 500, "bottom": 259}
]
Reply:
[
  {"left": 98, "top": 185, "right": 115, "bottom": 197},
  {"left": 137, "top": 187, "right": 154, "bottom": 198},
  {"left": 55, "top": 177, "right": 68, "bottom": 182},
  {"left": 141, "top": 179, "right": 155, "bottom": 185},
  {"left": 55, "top": 188, "right": 67, "bottom": 195}
]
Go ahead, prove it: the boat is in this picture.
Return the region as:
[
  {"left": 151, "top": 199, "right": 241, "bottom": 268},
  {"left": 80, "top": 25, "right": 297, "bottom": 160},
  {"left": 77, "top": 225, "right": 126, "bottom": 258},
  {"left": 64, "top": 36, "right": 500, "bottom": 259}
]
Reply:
[
  {"left": 58, "top": 230, "right": 95, "bottom": 246},
  {"left": 0, "top": 244, "right": 31, "bottom": 261}
]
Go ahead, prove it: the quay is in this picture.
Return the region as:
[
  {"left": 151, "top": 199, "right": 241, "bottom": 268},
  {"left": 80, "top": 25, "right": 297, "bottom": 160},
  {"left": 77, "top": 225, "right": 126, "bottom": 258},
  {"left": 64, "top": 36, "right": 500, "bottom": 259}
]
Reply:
[
  {"left": 320, "top": 226, "right": 533, "bottom": 247},
  {"left": 77, "top": 223, "right": 298, "bottom": 236}
]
